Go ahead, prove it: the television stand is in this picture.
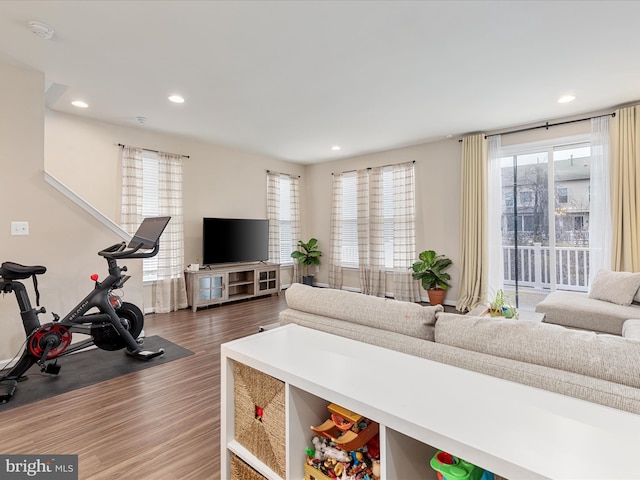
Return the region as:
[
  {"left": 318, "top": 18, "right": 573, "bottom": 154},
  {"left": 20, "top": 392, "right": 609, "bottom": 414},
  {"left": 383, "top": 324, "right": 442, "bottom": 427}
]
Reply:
[{"left": 185, "top": 262, "right": 280, "bottom": 312}]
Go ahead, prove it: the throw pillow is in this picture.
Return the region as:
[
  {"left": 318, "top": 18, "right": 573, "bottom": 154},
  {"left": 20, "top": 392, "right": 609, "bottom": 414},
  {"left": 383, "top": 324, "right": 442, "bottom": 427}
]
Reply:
[{"left": 589, "top": 269, "right": 640, "bottom": 306}]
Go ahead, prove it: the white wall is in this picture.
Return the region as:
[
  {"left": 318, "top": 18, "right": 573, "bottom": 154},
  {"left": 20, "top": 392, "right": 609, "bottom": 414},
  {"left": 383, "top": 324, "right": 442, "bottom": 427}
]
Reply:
[
  {"left": 44, "top": 110, "right": 306, "bottom": 304},
  {"left": 0, "top": 62, "right": 135, "bottom": 360}
]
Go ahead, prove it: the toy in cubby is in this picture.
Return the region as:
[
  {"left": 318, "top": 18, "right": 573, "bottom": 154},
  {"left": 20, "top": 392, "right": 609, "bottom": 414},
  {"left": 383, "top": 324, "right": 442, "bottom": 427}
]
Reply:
[
  {"left": 430, "top": 451, "right": 495, "bottom": 480},
  {"left": 305, "top": 403, "right": 380, "bottom": 480}
]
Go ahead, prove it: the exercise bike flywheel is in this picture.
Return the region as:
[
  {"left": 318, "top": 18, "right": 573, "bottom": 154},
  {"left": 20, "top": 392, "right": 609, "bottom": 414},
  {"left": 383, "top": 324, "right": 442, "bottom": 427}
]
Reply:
[{"left": 28, "top": 323, "right": 72, "bottom": 359}]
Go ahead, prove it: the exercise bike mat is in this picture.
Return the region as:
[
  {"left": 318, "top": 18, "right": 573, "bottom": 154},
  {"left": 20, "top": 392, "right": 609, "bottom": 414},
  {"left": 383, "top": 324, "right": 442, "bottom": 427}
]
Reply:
[{"left": 0, "top": 336, "right": 193, "bottom": 411}]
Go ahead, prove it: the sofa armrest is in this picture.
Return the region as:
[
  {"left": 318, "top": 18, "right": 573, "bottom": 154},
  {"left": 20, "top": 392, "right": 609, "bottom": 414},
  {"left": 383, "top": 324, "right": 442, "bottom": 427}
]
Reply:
[{"left": 622, "top": 319, "right": 640, "bottom": 341}]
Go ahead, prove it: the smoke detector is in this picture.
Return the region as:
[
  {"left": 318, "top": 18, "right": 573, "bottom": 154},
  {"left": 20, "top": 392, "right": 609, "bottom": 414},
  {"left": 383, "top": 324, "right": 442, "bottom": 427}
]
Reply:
[
  {"left": 28, "top": 21, "right": 54, "bottom": 40},
  {"left": 135, "top": 116, "right": 147, "bottom": 124}
]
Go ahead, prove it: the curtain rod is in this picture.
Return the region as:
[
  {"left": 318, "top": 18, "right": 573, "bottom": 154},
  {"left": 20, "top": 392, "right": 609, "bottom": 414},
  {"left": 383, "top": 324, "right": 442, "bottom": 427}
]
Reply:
[
  {"left": 117, "top": 143, "right": 190, "bottom": 159},
  {"left": 266, "top": 169, "right": 300, "bottom": 178},
  {"left": 457, "top": 112, "right": 616, "bottom": 143},
  {"left": 332, "top": 159, "right": 415, "bottom": 175}
]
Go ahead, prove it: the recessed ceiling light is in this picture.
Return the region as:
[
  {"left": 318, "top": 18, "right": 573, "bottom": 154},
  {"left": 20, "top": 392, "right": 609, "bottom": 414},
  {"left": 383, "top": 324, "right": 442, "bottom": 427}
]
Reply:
[
  {"left": 71, "top": 100, "right": 88, "bottom": 108},
  {"left": 168, "top": 95, "right": 185, "bottom": 103},
  {"left": 558, "top": 95, "right": 576, "bottom": 104},
  {"left": 331, "top": 145, "right": 341, "bottom": 151}
]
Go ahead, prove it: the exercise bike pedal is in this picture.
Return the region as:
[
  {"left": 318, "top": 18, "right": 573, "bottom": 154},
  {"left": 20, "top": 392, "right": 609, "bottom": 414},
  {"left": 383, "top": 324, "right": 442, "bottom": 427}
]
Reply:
[
  {"left": 0, "top": 379, "right": 18, "bottom": 404},
  {"left": 41, "top": 363, "right": 61, "bottom": 375},
  {"left": 126, "top": 348, "right": 164, "bottom": 361}
]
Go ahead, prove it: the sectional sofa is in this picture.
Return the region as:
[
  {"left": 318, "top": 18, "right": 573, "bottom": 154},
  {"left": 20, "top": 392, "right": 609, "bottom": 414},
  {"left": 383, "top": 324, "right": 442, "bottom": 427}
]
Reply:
[
  {"left": 279, "top": 283, "right": 640, "bottom": 415},
  {"left": 535, "top": 269, "right": 640, "bottom": 335}
]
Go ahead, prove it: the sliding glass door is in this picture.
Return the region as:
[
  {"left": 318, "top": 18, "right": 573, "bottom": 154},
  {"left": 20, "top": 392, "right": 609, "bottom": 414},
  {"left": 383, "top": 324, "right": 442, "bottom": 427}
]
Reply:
[{"left": 498, "top": 138, "right": 591, "bottom": 309}]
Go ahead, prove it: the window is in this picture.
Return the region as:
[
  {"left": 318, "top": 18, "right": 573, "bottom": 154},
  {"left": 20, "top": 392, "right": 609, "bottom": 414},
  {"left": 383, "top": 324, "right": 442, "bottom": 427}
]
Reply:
[
  {"left": 341, "top": 173, "right": 358, "bottom": 266},
  {"left": 266, "top": 172, "right": 299, "bottom": 265},
  {"left": 141, "top": 151, "right": 159, "bottom": 282},
  {"left": 558, "top": 186, "right": 568, "bottom": 204},
  {"left": 496, "top": 137, "right": 593, "bottom": 308},
  {"left": 278, "top": 175, "right": 293, "bottom": 265},
  {"left": 340, "top": 168, "right": 407, "bottom": 269},
  {"left": 505, "top": 192, "right": 514, "bottom": 207},
  {"left": 519, "top": 190, "right": 532, "bottom": 204}
]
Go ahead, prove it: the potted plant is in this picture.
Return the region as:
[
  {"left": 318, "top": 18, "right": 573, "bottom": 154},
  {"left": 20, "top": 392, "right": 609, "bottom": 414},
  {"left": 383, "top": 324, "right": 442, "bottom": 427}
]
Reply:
[
  {"left": 291, "top": 238, "right": 322, "bottom": 286},
  {"left": 411, "top": 250, "right": 452, "bottom": 306},
  {"left": 487, "top": 289, "right": 517, "bottom": 318}
]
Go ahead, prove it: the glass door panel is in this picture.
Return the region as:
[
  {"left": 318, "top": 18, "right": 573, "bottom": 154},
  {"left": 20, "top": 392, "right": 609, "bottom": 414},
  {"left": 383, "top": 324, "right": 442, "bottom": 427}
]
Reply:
[{"left": 498, "top": 142, "right": 591, "bottom": 310}]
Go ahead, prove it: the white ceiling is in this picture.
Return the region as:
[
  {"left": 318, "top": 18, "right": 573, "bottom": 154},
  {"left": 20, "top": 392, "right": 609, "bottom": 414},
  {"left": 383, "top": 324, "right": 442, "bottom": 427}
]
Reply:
[{"left": 1, "top": 1, "right": 639, "bottom": 164}]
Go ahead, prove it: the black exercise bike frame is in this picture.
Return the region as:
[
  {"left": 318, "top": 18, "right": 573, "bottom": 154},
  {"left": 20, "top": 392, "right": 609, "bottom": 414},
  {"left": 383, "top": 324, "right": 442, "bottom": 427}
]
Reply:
[{"left": 1, "top": 240, "right": 161, "bottom": 384}]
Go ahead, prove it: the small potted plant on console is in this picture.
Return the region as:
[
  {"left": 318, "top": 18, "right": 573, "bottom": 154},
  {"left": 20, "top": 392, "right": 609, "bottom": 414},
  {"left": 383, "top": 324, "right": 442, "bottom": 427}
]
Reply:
[{"left": 291, "top": 238, "right": 322, "bottom": 286}]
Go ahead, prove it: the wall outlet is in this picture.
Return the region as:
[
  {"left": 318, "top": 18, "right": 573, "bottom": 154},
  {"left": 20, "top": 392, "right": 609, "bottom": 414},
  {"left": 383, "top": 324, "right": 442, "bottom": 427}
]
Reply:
[{"left": 11, "top": 221, "right": 29, "bottom": 236}]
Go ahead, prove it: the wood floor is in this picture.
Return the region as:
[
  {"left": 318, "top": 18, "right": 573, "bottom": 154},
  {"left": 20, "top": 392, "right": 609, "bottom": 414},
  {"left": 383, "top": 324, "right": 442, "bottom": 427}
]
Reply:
[{"left": 0, "top": 294, "right": 288, "bottom": 480}]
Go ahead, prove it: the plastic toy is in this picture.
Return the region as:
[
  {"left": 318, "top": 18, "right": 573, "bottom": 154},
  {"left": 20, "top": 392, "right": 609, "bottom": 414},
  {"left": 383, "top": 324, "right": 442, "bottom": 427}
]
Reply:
[
  {"left": 430, "top": 451, "right": 495, "bottom": 480},
  {"left": 310, "top": 403, "right": 379, "bottom": 451},
  {"left": 305, "top": 404, "right": 381, "bottom": 480}
]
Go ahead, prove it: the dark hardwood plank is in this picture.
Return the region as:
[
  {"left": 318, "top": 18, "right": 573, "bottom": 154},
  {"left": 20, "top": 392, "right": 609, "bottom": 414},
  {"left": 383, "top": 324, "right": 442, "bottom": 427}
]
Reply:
[{"left": 0, "top": 294, "right": 288, "bottom": 480}]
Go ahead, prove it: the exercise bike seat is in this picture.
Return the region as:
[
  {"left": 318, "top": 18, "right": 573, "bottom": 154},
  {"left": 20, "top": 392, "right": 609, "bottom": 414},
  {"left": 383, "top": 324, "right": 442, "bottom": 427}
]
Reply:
[{"left": 0, "top": 262, "right": 46, "bottom": 280}]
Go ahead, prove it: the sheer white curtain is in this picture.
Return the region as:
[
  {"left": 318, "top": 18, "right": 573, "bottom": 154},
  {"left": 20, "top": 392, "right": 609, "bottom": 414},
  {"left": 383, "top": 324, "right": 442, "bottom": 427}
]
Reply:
[
  {"left": 392, "top": 162, "right": 420, "bottom": 302},
  {"left": 154, "top": 152, "right": 188, "bottom": 313},
  {"left": 266, "top": 171, "right": 300, "bottom": 282},
  {"left": 328, "top": 173, "right": 344, "bottom": 289},
  {"left": 266, "top": 171, "right": 280, "bottom": 263},
  {"left": 290, "top": 175, "right": 301, "bottom": 283},
  {"left": 589, "top": 115, "right": 612, "bottom": 281},
  {"left": 487, "top": 135, "right": 504, "bottom": 295},
  {"left": 357, "top": 167, "right": 385, "bottom": 296},
  {"left": 121, "top": 147, "right": 187, "bottom": 313},
  {"left": 121, "top": 147, "right": 144, "bottom": 235}
]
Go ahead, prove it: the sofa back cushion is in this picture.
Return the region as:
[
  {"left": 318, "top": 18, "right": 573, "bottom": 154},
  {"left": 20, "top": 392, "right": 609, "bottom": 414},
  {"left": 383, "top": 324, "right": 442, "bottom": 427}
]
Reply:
[
  {"left": 589, "top": 269, "right": 640, "bottom": 306},
  {"left": 435, "top": 313, "right": 640, "bottom": 388},
  {"left": 285, "top": 283, "right": 442, "bottom": 340}
]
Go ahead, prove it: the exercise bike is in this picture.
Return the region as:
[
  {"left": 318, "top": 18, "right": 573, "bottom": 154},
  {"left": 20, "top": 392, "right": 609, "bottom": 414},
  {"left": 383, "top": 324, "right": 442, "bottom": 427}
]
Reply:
[{"left": 0, "top": 216, "right": 171, "bottom": 404}]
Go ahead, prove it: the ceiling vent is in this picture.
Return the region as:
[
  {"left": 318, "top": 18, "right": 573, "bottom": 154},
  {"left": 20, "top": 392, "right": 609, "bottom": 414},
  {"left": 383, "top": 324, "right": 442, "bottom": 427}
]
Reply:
[
  {"left": 28, "top": 21, "right": 55, "bottom": 40},
  {"left": 135, "top": 116, "right": 147, "bottom": 124}
]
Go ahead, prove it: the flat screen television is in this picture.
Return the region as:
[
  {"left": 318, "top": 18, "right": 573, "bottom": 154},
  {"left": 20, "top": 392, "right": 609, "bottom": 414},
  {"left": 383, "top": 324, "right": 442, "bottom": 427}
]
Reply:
[{"left": 202, "top": 218, "right": 269, "bottom": 265}]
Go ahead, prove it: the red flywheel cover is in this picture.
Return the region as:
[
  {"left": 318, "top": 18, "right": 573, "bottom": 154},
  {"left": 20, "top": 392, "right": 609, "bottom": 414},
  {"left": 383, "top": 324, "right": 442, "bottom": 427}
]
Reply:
[{"left": 28, "top": 324, "right": 72, "bottom": 359}]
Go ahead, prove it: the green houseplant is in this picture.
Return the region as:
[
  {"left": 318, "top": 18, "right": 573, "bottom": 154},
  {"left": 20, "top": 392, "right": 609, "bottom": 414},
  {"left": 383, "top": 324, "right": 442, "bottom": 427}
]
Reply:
[
  {"left": 487, "top": 289, "right": 517, "bottom": 318},
  {"left": 291, "top": 238, "right": 322, "bottom": 286},
  {"left": 411, "top": 250, "right": 452, "bottom": 306}
]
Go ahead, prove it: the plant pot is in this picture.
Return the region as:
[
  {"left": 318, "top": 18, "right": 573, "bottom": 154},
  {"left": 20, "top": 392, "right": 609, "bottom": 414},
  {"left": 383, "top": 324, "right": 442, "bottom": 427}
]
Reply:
[
  {"left": 427, "top": 289, "right": 446, "bottom": 306},
  {"left": 302, "top": 275, "right": 314, "bottom": 286}
]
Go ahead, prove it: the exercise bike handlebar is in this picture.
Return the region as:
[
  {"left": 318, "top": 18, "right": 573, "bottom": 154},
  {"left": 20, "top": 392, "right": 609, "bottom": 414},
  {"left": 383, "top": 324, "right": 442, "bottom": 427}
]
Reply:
[{"left": 98, "top": 241, "right": 160, "bottom": 260}]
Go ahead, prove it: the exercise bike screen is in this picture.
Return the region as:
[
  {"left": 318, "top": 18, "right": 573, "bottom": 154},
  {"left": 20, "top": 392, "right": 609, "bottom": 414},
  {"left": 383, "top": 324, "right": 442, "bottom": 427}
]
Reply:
[{"left": 128, "top": 216, "right": 171, "bottom": 249}]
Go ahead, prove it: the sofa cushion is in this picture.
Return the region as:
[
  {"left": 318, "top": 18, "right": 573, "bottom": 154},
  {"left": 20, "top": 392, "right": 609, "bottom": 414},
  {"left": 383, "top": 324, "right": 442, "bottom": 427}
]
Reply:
[
  {"left": 588, "top": 269, "right": 640, "bottom": 306},
  {"left": 434, "top": 313, "right": 640, "bottom": 389},
  {"left": 622, "top": 320, "right": 640, "bottom": 341},
  {"left": 535, "top": 291, "right": 640, "bottom": 335},
  {"left": 284, "top": 283, "right": 442, "bottom": 340}
]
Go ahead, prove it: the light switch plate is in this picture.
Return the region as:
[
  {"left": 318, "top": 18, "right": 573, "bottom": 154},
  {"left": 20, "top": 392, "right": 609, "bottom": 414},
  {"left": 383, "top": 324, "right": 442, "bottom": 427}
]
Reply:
[{"left": 11, "top": 221, "right": 29, "bottom": 236}]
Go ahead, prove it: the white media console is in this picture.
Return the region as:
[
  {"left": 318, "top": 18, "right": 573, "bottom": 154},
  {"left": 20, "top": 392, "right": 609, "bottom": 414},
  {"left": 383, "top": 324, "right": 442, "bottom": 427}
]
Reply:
[{"left": 221, "top": 324, "right": 640, "bottom": 480}]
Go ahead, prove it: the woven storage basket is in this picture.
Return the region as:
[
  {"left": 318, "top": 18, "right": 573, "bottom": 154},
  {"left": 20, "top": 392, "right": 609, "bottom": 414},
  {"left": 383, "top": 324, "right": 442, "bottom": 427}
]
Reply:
[
  {"left": 234, "top": 361, "right": 286, "bottom": 478},
  {"left": 231, "top": 454, "right": 267, "bottom": 480}
]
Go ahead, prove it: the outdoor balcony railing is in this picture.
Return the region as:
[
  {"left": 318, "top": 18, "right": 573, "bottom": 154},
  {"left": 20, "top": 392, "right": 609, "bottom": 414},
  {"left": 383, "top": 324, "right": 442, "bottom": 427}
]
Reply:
[{"left": 503, "top": 243, "right": 590, "bottom": 292}]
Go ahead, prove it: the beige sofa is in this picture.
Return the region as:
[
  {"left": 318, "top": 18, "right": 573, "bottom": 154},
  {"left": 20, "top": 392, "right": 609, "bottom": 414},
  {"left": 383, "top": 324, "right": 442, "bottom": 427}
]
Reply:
[
  {"left": 535, "top": 270, "right": 640, "bottom": 335},
  {"left": 536, "top": 291, "right": 640, "bottom": 335},
  {"left": 280, "top": 283, "right": 640, "bottom": 415}
]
